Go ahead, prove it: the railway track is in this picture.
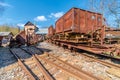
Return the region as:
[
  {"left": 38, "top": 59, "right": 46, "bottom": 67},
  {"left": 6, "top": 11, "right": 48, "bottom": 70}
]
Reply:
[
  {"left": 39, "top": 53, "right": 102, "bottom": 80},
  {"left": 54, "top": 42, "right": 120, "bottom": 69},
  {"left": 22, "top": 46, "right": 102, "bottom": 80},
  {"left": 9, "top": 48, "right": 53, "bottom": 80},
  {"left": 51, "top": 41, "right": 120, "bottom": 68},
  {"left": 77, "top": 52, "right": 120, "bottom": 69},
  {"left": 10, "top": 45, "right": 119, "bottom": 80}
]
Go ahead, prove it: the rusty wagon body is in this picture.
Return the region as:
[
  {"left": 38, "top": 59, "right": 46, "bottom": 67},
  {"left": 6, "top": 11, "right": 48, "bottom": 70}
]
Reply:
[
  {"left": 48, "top": 25, "right": 55, "bottom": 37},
  {"left": 9, "top": 21, "right": 39, "bottom": 47},
  {"left": 15, "top": 31, "right": 38, "bottom": 46},
  {"left": 47, "top": 7, "right": 120, "bottom": 60},
  {"left": 54, "top": 7, "right": 104, "bottom": 44},
  {"left": 55, "top": 7, "right": 103, "bottom": 34}
]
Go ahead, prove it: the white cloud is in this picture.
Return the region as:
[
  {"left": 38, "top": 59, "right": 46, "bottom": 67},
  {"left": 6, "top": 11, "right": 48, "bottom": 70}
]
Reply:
[
  {"left": 49, "top": 12, "right": 64, "bottom": 18},
  {"left": 17, "top": 23, "right": 24, "bottom": 27},
  {"left": 34, "top": 16, "right": 47, "bottom": 22},
  {"left": 36, "top": 25, "right": 42, "bottom": 28},
  {"left": 0, "top": 2, "right": 12, "bottom": 7}
]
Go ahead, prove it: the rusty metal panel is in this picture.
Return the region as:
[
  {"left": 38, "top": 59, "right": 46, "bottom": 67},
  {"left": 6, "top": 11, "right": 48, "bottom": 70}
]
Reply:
[
  {"left": 73, "top": 8, "right": 103, "bottom": 34},
  {"left": 63, "top": 8, "right": 80, "bottom": 33},
  {"left": 79, "top": 10, "right": 86, "bottom": 33},
  {"left": 91, "top": 13, "right": 97, "bottom": 32},
  {"left": 55, "top": 7, "right": 103, "bottom": 34},
  {"left": 73, "top": 8, "right": 80, "bottom": 33},
  {"left": 94, "top": 13, "right": 98, "bottom": 30},
  {"left": 55, "top": 18, "right": 64, "bottom": 33},
  {"left": 79, "top": 9, "right": 103, "bottom": 34},
  {"left": 85, "top": 11, "right": 91, "bottom": 33},
  {"left": 63, "top": 8, "right": 73, "bottom": 32},
  {"left": 17, "top": 31, "right": 26, "bottom": 40},
  {"left": 56, "top": 8, "right": 80, "bottom": 33},
  {"left": 48, "top": 26, "right": 55, "bottom": 36},
  {"left": 16, "top": 30, "right": 38, "bottom": 45},
  {"left": 97, "top": 14, "right": 103, "bottom": 28},
  {"left": 16, "top": 31, "right": 26, "bottom": 45}
]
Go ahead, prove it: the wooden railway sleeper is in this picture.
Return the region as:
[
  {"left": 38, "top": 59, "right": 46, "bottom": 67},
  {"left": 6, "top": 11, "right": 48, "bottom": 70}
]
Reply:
[
  {"left": 39, "top": 55, "right": 102, "bottom": 80},
  {"left": 33, "top": 54, "right": 54, "bottom": 80},
  {"left": 45, "top": 53, "right": 103, "bottom": 79},
  {"left": 20, "top": 48, "right": 54, "bottom": 80}
]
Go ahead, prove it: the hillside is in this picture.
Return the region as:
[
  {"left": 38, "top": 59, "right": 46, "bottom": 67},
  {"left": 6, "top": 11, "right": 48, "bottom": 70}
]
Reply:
[{"left": 0, "top": 25, "right": 20, "bottom": 35}]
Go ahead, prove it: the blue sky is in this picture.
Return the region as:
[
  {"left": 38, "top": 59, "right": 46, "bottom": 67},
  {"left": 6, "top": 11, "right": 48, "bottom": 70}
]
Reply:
[{"left": 0, "top": 0, "right": 89, "bottom": 29}]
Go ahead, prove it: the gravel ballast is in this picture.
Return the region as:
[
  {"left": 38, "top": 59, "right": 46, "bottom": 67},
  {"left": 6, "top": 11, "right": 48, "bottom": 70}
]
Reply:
[
  {"left": 38, "top": 42, "right": 120, "bottom": 80},
  {"left": 0, "top": 42, "right": 120, "bottom": 80},
  {"left": 0, "top": 47, "right": 29, "bottom": 80}
]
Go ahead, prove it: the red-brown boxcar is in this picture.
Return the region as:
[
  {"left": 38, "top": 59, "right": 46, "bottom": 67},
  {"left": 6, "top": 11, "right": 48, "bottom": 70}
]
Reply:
[
  {"left": 55, "top": 7, "right": 103, "bottom": 34},
  {"left": 48, "top": 25, "right": 55, "bottom": 36}
]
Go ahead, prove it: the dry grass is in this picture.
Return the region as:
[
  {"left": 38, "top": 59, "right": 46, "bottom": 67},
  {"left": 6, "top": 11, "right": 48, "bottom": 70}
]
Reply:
[{"left": 0, "top": 25, "right": 20, "bottom": 35}]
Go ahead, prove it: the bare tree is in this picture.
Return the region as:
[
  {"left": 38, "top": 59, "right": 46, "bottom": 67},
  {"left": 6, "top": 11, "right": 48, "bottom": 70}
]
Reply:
[
  {"left": 88, "top": 0, "right": 120, "bottom": 28},
  {"left": 108, "top": 0, "right": 120, "bottom": 28},
  {"left": 88, "top": 0, "right": 97, "bottom": 11}
]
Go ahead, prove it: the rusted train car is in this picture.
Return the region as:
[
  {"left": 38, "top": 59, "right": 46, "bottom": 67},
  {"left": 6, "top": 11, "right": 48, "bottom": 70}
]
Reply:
[
  {"left": 55, "top": 7, "right": 105, "bottom": 44},
  {"left": 47, "top": 8, "right": 120, "bottom": 59},
  {"left": 47, "top": 25, "right": 55, "bottom": 42},
  {"left": 16, "top": 31, "right": 38, "bottom": 46},
  {"left": 9, "top": 21, "right": 39, "bottom": 47},
  {"left": 48, "top": 25, "right": 55, "bottom": 37}
]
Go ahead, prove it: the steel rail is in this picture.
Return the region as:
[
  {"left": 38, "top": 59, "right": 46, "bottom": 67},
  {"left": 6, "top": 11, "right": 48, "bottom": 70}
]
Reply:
[
  {"left": 9, "top": 49, "right": 35, "bottom": 80},
  {"left": 46, "top": 53, "right": 102, "bottom": 79},
  {"left": 39, "top": 54, "right": 102, "bottom": 80},
  {"left": 78, "top": 52, "right": 120, "bottom": 69},
  {"left": 21, "top": 48, "right": 54, "bottom": 80},
  {"left": 33, "top": 54, "right": 54, "bottom": 80},
  {"left": 57, "top": 41, "right": 120, "bottom": 69}
]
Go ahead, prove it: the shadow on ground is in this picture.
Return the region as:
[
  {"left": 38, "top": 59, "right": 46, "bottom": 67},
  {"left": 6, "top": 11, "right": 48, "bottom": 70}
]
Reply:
[{"left": 0, "top": 46, "right": 52, "bottom": 69}]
